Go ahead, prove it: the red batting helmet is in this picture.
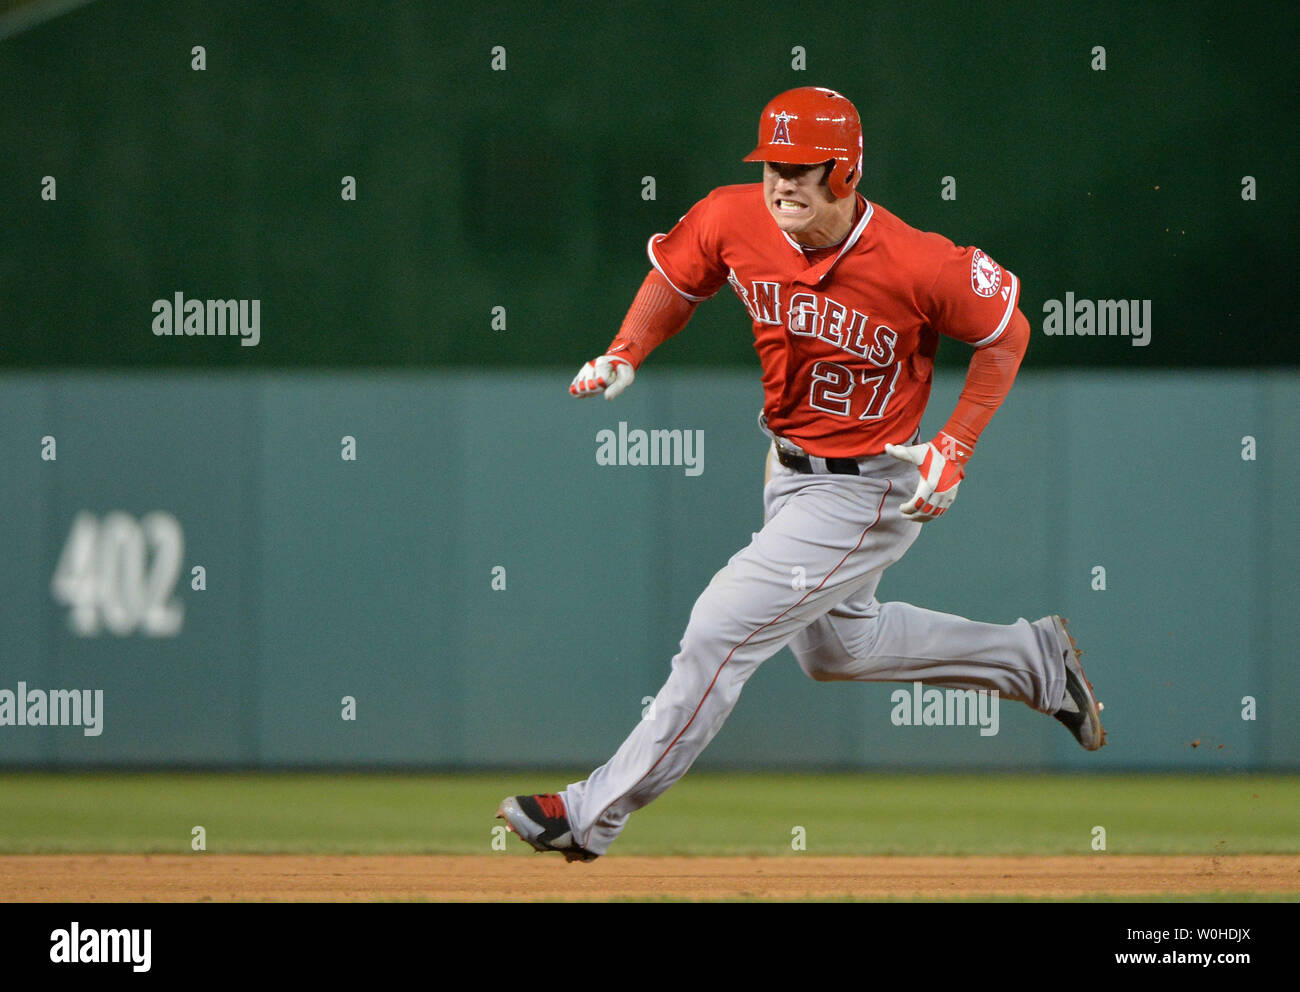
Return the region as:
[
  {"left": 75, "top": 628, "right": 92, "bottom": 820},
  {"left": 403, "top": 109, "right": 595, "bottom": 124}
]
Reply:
[{"left": 743, "top": 87, "right": 863, "bottom": 198}]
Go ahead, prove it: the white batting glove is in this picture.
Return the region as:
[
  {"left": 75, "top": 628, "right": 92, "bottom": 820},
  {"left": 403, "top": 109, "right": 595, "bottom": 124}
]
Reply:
[
  {"left": 570, "top": 354, "right": 635, "bottom": 400},
  {"left": 884, "top": 435, "right": 968, "bottom": 522}
]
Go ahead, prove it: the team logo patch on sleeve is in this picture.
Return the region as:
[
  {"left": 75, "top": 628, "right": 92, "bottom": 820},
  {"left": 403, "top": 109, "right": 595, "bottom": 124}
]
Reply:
[{"left": 970, "top": 249, "right": 1002, "bottom": 298}]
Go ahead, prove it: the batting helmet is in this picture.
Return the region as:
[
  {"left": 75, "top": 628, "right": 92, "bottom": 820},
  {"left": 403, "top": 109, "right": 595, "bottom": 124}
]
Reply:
[{"left": 743, "top": 87, "right": 863, "bottom": 199}]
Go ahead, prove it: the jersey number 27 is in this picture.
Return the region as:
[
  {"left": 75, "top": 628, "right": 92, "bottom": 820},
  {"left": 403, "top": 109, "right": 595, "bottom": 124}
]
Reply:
[{"left": 808, "top": 361, "right": 900, "bottom": 420}]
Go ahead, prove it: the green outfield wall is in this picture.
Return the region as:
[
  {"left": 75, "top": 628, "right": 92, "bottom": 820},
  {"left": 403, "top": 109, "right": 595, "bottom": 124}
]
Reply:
[{"left": 1, "top": 369, "right": 1295, "bottom": 771}]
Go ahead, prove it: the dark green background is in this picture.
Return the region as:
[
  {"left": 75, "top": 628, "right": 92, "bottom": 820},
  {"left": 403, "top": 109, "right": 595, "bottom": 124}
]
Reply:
[{"left": 2, "top": 0, "right": 1296, "bottom": 369}]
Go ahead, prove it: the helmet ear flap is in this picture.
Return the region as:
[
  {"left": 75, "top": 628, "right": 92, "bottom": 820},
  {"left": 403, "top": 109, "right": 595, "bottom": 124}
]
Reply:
[
  {"left": 828, "top": 161, "right": 858, "bottom": 199},
  {"left": 836, "top": 146, "right": 864, "bottom": 197}
]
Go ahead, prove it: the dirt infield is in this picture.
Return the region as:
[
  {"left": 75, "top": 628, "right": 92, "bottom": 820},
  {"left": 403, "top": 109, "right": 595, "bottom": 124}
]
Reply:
[{"left": 2, "top": 854, "right": 1298, "bottom": 901}]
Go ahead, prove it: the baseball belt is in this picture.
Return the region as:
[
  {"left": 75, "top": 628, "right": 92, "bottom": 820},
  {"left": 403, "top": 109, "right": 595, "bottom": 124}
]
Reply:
[{"left": 775, "top": 449, "right": 862, "bottom": 475}]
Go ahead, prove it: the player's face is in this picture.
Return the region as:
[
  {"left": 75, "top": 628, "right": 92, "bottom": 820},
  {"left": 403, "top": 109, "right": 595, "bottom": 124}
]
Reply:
[{"left": 762, "top": 161, "right": 852, "bottom": 246}]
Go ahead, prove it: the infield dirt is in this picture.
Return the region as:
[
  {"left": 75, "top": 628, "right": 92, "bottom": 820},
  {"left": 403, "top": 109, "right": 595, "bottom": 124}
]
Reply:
[{"left": 3, "top": 854, "right": 1297, "bottom": 901}]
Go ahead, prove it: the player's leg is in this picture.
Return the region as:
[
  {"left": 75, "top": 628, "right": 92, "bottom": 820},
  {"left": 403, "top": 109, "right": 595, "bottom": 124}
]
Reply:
[
  {"left": 560, "top": 456, "right": 917, "bottom": 856},
  {"left": 790, "top": 593, "right": 1104, "bottom": 751},
  {"left": 791, "top": 592, "right": 1067, "bottom": 713}
]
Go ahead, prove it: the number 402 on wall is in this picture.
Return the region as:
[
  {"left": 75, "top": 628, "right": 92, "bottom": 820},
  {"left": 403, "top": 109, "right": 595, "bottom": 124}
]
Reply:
[{"left": 51, "top": 511, "right": 186, "bottom": 637}]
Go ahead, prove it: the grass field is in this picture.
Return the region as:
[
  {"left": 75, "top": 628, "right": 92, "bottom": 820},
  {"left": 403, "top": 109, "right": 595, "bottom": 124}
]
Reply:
[
  {"left": 2, "top": 771, "right": 1297, "bottom": 855},
  {"left": 3, "top": 772, "right": 1297, "bottom": 901}
]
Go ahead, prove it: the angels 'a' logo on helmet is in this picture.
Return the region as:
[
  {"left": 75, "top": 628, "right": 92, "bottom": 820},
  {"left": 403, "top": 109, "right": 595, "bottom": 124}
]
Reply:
[
  {"left": 770, "top": 111, "right": 793, "bottom": 145},
  {"left": 970, "top": 249, "right": 1002, "bottom": 298}
]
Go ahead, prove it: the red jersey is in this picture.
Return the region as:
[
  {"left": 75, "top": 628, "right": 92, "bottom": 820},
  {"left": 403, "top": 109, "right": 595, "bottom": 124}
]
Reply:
[{"left": 646, "top": 184, "right": 1021, "bottom": 458}]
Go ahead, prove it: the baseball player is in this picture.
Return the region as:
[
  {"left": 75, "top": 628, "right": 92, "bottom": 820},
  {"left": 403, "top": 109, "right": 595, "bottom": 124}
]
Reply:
[{"left": 498, "top": 87, "right": 1105, "bottom": 862}]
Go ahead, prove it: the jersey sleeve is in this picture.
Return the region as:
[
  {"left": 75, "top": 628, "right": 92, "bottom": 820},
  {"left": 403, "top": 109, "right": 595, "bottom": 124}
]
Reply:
[
  {"left": 921, "top": 242, "right": 1021, "bottom": 348},
  {"left": 645, "top": 191, "right": 730, "bottom": 302}
]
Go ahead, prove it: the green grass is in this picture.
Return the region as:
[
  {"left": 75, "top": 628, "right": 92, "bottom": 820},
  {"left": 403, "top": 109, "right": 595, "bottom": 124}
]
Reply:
[{"left": 0, "top": 771, "right": 1297, "bottom": 856}]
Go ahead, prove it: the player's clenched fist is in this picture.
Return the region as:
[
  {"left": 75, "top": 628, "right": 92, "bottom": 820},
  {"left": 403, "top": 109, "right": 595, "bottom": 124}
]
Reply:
[
  {"left": 570, "top": 354, "right": 635, "bottom": 400},
  {"left": 884, "top": 434, "right": 969, "bottom": 522}
]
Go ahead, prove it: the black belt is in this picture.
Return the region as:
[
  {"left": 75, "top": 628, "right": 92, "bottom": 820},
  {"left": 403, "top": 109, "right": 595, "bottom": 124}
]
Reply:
[{"left": 776, "top": 448, "right": 861, "bottom": 476}]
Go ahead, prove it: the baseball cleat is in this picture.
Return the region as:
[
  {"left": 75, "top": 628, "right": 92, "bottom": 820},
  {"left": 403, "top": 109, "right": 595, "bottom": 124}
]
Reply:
[
  {"left": 1049, "top": 616, "right": 1107, "bottom": 751},
  {"left": 496, "top": 793, "right": 598, "bottom": 863}
]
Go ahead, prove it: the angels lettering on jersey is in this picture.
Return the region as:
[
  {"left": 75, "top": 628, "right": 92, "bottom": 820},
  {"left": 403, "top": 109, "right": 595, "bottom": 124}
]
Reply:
[{"left": 727, "top": 272, "right": 898, "bottom": 366}]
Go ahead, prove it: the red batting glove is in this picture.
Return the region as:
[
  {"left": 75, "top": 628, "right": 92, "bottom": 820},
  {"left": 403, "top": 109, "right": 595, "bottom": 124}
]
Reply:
[{"left": 883, "top": 433, "right": 972, "bottom": 522}]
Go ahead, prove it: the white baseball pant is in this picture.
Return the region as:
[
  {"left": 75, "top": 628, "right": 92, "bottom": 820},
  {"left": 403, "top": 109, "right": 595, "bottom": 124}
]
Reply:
[{"left": 561, "top": 444, "right": 1069, "bottom": 855}]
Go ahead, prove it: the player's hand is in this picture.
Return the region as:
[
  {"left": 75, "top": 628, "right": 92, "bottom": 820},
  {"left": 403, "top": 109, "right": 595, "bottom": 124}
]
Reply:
[
  {"left": 570, "top": 355, "right": 635, "bottom": 400},
  {"left": 884, "top": 435, "right": 968, "bottom": 522}
]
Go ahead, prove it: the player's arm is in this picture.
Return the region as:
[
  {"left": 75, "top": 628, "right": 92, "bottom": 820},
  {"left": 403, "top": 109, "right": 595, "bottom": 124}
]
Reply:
[
  {"left": 571, "top": 192, "right": 727, "bottom": 400},
  {"left": 936, "top": 306, "right": 1031, "bottom": 455},
  {"left": 887, "top": 307, "right": 1029, "bottom": 520},
  {"left": 887, "top": 245, "right": 1029, "bottom": 521},
  {"left": 570, "top": 269, "right": 698, "bottom": 399}
]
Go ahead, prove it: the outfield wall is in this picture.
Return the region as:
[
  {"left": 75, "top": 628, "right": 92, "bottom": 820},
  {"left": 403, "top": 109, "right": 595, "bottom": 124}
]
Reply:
[{"left": 0, "top": 369, "right": 1294, "bottom": 771}]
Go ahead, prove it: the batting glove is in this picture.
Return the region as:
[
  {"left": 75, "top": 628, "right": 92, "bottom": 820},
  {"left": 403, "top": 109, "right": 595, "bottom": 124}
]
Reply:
[
  {"left": 884, "top": 434, "right": 970, "bottom": 522},
  {"left": 570, "top": 354, "right": 635, "bottom": 400}
]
